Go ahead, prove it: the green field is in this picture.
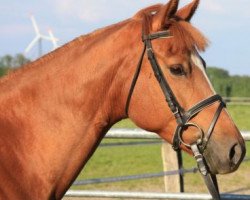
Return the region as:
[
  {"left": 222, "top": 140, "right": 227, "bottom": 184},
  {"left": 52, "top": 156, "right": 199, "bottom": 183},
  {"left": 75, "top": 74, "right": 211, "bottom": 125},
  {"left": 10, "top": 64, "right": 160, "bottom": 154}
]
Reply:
[
  {"left": 69, "top": 105, "right": 250, "bottom": 194},
  {"left": 227, "top": 105, "right": 250, "bottom": 130}
]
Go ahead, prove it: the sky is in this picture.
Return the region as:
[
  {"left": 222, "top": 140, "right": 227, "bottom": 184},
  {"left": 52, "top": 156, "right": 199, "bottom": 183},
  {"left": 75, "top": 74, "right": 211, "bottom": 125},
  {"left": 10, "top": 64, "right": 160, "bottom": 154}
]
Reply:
[{"left": 0, "top": 0, "right": 250, "bottom": 75}]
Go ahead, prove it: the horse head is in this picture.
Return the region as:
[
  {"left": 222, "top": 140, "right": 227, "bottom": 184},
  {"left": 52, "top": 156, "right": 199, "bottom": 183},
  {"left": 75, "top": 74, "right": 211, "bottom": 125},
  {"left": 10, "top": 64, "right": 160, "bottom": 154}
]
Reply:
[{"left": 126, "top": 0, "right": 246, "bottom": 175}]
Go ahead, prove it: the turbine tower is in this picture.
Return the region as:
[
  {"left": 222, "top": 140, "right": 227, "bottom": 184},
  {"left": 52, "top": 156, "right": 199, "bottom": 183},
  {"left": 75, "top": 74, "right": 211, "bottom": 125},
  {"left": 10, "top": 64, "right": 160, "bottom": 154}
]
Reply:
[{"left": 25, "top": 15, "right": 59, "bottom": 58}]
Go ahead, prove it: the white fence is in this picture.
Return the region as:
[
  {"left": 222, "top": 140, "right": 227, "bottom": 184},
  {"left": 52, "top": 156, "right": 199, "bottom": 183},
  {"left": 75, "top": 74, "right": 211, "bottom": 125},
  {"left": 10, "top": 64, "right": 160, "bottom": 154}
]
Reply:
[
  {"left": 105, "top": 129, "right": 250, "bottom": 140},
  {"left": 224, "top": 97, "right": 250, "bottom": 105},
  {"left": 65, "top": 129, "right": 250, "bottom": 199},
  {"left": 65, "top": 190, "right": 250, "bottom": 199}
]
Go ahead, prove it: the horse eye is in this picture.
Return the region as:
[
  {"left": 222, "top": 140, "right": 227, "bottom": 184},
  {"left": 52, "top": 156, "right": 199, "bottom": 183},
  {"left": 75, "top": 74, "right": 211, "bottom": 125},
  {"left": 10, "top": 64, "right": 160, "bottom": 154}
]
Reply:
[{"left": 169, "top": 64, "right": 186, "bottom": 76}]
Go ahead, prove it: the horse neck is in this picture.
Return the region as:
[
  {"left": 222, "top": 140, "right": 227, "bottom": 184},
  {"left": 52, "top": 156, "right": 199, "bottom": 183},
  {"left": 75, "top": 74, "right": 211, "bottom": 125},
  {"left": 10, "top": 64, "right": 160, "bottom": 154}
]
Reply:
[
  {"left": 79, "top": 20, "right": 143, "bottom": 124},
  {"left": 51, "top": 20, "right": 143, "bottom": 197},
  {"left": 0, "top": 19, "right": 143, "bottom": 198},
  {"left": 2, "top": 19, "right": 142, "bottom": 126}
]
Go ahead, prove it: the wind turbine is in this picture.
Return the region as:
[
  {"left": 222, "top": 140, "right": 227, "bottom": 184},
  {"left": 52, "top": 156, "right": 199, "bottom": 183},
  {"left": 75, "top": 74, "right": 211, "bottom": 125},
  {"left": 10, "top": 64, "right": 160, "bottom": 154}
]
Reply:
[
  {"left": 48, "top": 28, "right": 59, "bottom": 50},
  {"left": 25, "top": 15, "right": 59, "bottom": 58}
]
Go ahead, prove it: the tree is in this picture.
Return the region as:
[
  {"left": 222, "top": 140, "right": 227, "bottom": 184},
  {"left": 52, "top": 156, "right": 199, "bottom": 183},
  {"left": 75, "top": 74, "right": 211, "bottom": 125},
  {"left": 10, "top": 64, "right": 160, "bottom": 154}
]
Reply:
[
  {"left": 0, "top": 55, "right": 13, "bottom": 68},
  {"left": 0, "top": 54, "right": 30, "bottom": 68},
  {"left": 13, "top": 54, "right": 30, "bottom": 67},
  {"left": 0, "top": 67, "right": 8, "bottom": 77},
  {"left": 207, "top": 67, "right": 250, "bottom": 97},
  {"left": 0, "top": 54, "right": 31, "bottom": 77}
]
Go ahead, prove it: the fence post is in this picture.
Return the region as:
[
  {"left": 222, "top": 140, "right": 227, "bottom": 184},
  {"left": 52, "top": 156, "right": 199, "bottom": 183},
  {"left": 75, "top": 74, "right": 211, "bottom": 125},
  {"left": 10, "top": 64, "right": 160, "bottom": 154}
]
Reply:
[{"left": 161, "top": 142, "right": 184, "bottom": 193}]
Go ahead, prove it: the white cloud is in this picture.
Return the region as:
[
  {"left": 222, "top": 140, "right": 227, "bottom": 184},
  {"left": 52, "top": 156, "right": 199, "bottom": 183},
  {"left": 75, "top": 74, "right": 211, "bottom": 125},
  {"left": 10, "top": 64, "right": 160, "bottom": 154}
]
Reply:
[
  {"left": 56, "top": 0, "right": 108, "bottom": 22},
  {"left": 1, "top": 24, "right": 31, "bottom": 36},
  {"left": 201, "top": 0, "right": 224, "bottom": 13},
  {"left": 54, "top": 0, "right": 245, "bottom": 24},
  {"left": 200, "top": 0, "right": 250, "bottom": 19},
  {"left": 54, "top": 0, "right": 160, "bottom": 23}
]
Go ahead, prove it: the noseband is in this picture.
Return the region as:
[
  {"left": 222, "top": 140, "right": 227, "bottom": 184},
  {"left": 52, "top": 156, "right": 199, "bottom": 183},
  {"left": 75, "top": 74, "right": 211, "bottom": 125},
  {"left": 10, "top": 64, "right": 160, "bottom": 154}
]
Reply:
[{"left": 125, "top": 29, "right": 225, "bottom": 200}]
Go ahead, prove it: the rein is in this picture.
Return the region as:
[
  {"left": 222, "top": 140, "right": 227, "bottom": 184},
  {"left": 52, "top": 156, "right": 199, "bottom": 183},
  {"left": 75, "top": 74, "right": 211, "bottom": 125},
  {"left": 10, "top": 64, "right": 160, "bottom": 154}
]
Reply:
[{"left": 125, "top": 28, "right": 225, "bottom": 200}]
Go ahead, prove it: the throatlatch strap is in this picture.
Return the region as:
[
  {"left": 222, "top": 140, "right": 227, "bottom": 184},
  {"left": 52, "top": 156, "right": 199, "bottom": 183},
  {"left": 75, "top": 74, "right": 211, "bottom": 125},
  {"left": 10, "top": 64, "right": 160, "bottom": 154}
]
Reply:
[{"left": 125, "top": 44, "right": 146, "bottom": 116}]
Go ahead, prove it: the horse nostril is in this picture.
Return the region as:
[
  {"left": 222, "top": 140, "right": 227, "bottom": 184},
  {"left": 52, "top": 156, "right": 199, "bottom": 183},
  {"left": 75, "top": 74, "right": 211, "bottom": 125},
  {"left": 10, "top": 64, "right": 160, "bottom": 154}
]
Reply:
[
  {"left": 229, "top": 143, "right": 242, "bottom": 166},
  {"left": 229, "top": 144, "right": 236, "bottom": 163}
]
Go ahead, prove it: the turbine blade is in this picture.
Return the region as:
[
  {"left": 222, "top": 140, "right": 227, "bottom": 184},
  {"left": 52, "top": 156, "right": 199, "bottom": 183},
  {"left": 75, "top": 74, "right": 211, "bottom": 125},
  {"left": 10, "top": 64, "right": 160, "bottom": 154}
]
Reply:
[
  {"left": 25, "top": 36, "right": 40, "bottom": 53},
  {"left": 30, "top": 15, "right": 40, "bottom": 34},
  {"left": 48, "top": 29, "right": 59, "bottom": 49}
]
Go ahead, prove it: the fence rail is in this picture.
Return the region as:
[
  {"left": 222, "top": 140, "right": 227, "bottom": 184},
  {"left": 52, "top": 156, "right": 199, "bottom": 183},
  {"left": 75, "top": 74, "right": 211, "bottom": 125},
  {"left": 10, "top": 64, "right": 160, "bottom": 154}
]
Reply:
[
  {"left": 73, "top": 167, "right": 198, "bottom": 186},
  {"left": 65, "top": 190, "right": 250, "bottom": 199},
  {"left": 224, "top": 97, "right": 250, "bottom": 105},
  {"left": 65, "top": 129, "right": 250, "bottom": 199},
  {"left": 106, "top": 129, "right": 250, "bottom": 141}
]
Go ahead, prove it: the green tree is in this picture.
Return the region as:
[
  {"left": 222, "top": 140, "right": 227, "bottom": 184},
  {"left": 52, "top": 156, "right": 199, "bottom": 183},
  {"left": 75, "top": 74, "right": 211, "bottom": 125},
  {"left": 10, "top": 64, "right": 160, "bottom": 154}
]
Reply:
[
  {"left": 207, "top": 67, "right": 250, "bottom": 97},
  {"left": 0, "top": 67, "right": 8, "bottom": 77},
  {"left": 0, "top": 54, "right": 30, "bottom": 68},
  {"left": 13, "top": 54, "right": 30, "bottom": 67},
  {"left": 0, "top": 54, "right": 13, "bottom": 68},
  {"left": 0, "top": 54, "right": 30, "bottom": 77}
]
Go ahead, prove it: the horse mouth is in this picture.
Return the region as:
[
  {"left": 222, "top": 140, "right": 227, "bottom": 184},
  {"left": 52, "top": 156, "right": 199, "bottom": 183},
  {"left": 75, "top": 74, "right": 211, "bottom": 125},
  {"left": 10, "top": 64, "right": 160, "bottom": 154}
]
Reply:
[{"left": 206, "top": 159, "right": 241, "bottom": 175}]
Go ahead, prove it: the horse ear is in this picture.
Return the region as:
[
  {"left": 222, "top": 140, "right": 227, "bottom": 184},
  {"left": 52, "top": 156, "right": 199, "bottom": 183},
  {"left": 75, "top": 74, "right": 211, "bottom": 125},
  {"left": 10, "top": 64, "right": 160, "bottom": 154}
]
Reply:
[
  {"left": 176, "top": 0, "right": 200, "bottom": 21},
  {"left": 152, "top": 0, "right": 179, "bottom": 31}
]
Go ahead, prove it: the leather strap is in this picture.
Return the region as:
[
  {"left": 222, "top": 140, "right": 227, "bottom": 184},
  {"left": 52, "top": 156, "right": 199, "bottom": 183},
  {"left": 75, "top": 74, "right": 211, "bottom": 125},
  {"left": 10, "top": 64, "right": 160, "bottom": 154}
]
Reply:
[
  {"left": 184, "top": 95, "right": 224, "bottom": 122},
  {"left": 126, "top": 27, "right": 225, "bottom": 200},
  {"left": 125, "top": 44, "right": 146, "bottom": 116},
  {"left": 145, "top": 40, "right": 184, "bottom": 125},
  {"left": 142, "top": 30, "right": 171, "bottom": 41},
  {"left": 172, "top": 95, "right": 226, "bottom": 151},
  {"left": 203, "top": 173, "right": 221, "bottom": 200},
  {"left": 191, "top": 144, "right": 221, "bottom": 200},
  {"left": 202, "top": 101, "right": 225, "bottom": 150}
]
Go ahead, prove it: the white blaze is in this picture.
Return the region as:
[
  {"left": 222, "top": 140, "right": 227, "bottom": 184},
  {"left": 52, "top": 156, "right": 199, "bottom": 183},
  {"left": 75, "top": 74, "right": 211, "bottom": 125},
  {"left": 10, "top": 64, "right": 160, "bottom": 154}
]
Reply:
[{"left": 191, "top": 53, "right": 216, "bottom": 94}]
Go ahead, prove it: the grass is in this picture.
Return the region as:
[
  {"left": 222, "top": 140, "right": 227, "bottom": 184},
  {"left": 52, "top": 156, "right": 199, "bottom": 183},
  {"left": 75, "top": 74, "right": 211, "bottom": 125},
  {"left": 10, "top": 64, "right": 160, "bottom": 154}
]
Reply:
[
  {"left": 69, "top": 105, "right": 250, "bottom": 195},
  {"left": 227, "top": 105, "right": 250, "bottom": 130},
  {"left": 72, "top": 142, "right": 165, "bottom": 191},
  {"left": 71, "top": 142, "right": 250, "bottom": 194}
]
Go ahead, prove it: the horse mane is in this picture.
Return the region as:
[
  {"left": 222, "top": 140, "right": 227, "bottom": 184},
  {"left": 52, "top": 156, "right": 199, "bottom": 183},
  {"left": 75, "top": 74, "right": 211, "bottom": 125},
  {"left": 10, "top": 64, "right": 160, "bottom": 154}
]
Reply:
[
  {"left": 1, "top": 19, "right": 131, "bottom": 83},
  {"left": 134, "top": 4, "right": 209, "bottom": 53},
  {"left": 167, "top": 18, "right": 209, "bottom": 52}
]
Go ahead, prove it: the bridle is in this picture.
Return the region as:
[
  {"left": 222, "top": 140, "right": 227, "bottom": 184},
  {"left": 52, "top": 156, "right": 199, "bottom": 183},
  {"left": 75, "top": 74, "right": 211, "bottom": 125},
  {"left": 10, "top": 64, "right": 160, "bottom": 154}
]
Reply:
[{"left": 125, "top": 26, "right": 226, "bottom": 200}]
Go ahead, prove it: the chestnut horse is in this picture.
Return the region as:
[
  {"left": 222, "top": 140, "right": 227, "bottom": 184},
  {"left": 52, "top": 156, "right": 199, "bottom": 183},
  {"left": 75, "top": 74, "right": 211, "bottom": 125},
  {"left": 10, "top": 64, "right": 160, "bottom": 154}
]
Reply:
[{"left": 0, "top": 0, "right": 245, "bottom": 199}]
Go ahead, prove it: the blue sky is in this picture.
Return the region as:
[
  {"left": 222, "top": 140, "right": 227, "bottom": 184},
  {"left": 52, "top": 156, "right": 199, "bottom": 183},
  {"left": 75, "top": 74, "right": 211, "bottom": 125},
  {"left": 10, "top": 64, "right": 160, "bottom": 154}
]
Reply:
[{"left": 0, "top": 0, "right": 250, "bottom": 75}]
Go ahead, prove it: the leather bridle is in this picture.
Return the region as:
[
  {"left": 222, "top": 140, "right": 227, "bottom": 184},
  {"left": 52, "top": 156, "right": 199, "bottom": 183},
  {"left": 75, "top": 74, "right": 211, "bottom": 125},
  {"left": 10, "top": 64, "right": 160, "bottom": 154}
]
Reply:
[{"left": 125, "top": 28, "right": 226, "bottom": 200}]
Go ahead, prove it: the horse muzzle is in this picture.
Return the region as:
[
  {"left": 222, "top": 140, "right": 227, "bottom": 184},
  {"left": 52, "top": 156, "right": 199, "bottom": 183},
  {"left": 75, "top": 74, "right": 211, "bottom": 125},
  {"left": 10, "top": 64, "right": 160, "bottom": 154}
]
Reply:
[{"left": 203, "top": 135, "right": 246, "bottom": 174}]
